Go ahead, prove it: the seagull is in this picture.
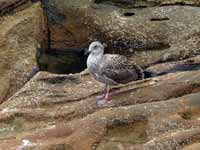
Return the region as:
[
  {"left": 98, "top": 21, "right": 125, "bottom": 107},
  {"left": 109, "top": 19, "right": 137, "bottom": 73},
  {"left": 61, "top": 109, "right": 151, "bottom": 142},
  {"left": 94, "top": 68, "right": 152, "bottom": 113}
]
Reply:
[{"left": 86, "top": 41, "right": 144, "bottom": 106}]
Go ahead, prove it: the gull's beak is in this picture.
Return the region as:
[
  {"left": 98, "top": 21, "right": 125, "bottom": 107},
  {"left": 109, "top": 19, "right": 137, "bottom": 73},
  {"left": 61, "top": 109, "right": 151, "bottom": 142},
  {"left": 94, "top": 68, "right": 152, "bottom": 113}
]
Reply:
[
  {"left": 102, "top": 43, "right": 107, "bottom": 48},
  {"left": 84, "top": 48, "right": 90, "bottom": 55}
]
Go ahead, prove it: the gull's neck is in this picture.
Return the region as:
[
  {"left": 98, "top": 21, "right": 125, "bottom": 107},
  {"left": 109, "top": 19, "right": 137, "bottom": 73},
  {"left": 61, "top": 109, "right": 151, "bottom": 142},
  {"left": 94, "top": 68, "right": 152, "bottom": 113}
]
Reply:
[{"left": 87, "top": 52, "right": 104, "bottom": 68}]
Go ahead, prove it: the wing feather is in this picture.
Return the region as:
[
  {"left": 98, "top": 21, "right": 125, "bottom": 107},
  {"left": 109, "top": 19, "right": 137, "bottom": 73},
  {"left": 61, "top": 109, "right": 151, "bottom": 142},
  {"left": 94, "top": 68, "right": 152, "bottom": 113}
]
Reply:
[{"left": 99, "top": 54, "right": 143, "bottom": 84}]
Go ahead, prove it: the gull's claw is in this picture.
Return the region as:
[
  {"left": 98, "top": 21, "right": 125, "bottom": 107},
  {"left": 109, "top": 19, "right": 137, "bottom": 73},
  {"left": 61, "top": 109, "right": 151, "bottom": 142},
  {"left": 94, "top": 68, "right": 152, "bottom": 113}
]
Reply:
[
  {"left": 96, "top": 98, "right": 113, "bottom": 107},
  {"left": 96, "top": 94, "right": 105, "bottom": 100}
]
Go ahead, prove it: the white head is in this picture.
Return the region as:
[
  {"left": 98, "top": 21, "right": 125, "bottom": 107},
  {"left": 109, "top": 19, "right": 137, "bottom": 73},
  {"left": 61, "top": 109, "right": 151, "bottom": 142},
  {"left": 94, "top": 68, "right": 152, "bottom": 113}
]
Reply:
[{"left": 88, "top": 41, "right": 104, "bottom": 55}]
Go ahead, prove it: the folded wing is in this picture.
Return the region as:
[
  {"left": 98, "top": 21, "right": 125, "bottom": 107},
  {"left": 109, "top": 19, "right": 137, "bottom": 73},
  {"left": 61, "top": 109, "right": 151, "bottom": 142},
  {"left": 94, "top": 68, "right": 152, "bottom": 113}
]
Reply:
[{"left": 99, "top": 54, "right": 144, "bottom": 84}]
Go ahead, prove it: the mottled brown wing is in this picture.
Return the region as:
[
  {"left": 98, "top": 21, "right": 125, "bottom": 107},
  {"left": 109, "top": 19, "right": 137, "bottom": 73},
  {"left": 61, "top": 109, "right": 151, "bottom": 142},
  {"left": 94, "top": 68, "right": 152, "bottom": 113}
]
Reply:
[{"left": 99, "top": 54, "right": 144, "bottom": 84}]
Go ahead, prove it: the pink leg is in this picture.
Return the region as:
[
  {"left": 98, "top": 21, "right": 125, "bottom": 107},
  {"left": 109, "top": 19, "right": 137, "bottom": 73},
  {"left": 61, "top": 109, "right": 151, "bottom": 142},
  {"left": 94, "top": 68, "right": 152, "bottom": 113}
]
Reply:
[
  {"left": 96, "top": 85, "right": 107, "bottom": 99},
  {"left": 104, "top": 85, "right": 112, "bottom": 101},
  {"left": 96, "top": 85, "right": 112, "bottom": 107}
]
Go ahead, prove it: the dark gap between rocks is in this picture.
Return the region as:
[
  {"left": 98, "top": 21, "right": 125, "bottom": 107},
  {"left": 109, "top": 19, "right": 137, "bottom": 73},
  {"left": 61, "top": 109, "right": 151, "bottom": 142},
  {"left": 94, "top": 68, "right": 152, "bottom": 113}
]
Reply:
[
  {"left": 94, "top": 0, "right": 104, "bottom": 4},
  {"left": 94, "top": 0, "right": 135, "bottom": 5},
  {"left": 150, "top": 17, "right": 170, "bottom": 21},
  {"left": 35, "top": 0, "right": 88, "bottom": 75},
  {"left": 160, "top": 2, "right": 196, "bottom": 7},
  {"left": 93, "top": 0, "right": 149, "bottom": 8},
  {"left": 124, "top": 12, "right": 135, "bottom": 16},
  {"left": 132, "top": 5, "right": 148, "bottom": 8},
  {"left": 0, "top": 0, "right": 28, "bottom": 16},
  {"left": 36, "top": 48, "right": 88, "bottom": 74},
  {"left": 31, "top": 0, "right": 40, "bottom": 3}
]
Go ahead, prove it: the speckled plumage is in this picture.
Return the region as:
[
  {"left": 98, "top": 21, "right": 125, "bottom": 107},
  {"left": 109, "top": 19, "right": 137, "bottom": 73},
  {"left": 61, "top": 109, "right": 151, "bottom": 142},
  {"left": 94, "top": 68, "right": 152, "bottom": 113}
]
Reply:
[{"left": 87, "top": 41, "right": 144, "bottom": 86}]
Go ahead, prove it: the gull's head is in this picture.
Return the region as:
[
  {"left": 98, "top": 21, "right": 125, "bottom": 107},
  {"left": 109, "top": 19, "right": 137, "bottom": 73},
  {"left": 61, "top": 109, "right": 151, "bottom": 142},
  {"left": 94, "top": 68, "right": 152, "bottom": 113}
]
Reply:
[{"left": 88, "top": 41, "right": 104, "bottom": 55}]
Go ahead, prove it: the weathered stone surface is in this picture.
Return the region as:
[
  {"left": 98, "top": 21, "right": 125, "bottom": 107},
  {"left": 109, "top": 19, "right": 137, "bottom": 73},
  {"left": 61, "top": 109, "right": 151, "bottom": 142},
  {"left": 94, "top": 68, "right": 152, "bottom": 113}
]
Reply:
[
  {"left": 1, "top": 0, "right": 200, "bottom": 149},
  {"left": 0, "top": 2, "right": 47, "bottom": 103},
  {"left": 43, "top": 0, "right": 200, "bottom": 67},
  {"left": 184, "top": 143, "right": 200, "bottom": 150},
  {"left": 0, "top": 56, "right": 200, "bottom": 149},
  {"left": 42, "top": 0, "right": 91, "bottom": 49},
  {"left": 95, "top": 0, "right": 200, "bottom": 7},
  {"left": 146, "top": 55, "right": 200, "bottom": 74},
  {"left": 0, "top": 0, "right": 31, "bottom": 16}
]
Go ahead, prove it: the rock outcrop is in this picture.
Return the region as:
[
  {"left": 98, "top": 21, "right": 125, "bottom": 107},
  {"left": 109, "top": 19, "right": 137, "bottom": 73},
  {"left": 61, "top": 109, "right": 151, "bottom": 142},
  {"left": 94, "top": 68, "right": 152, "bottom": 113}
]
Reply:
[
  {"left": 43, "top": 0, "right": 200, "bottom": 67},
  {"left": 0, "top": 0, "right": 200, "bottom": 150},
  {"left": 0, "top": 0, "right": 31, "bottom": 16},
  {"left": 0, "top": 2, "right": 47, "bottom": 103},
  {"left": 0, "top": 55, "right": 200, "bottom": 149}
]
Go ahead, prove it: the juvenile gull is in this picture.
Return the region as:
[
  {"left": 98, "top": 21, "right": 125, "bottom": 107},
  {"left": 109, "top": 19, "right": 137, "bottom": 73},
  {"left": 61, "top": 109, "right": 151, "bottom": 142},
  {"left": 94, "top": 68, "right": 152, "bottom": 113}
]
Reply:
[{"left": 87, "top": 41, "right": 144, "bottom": 106}]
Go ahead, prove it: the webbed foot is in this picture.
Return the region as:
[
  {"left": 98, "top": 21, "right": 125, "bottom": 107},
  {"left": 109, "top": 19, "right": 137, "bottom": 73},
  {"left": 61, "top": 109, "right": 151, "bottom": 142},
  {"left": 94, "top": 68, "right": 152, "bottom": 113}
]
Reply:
[{"left": 96, "top": 98, "right": 113, "bottom": 107}]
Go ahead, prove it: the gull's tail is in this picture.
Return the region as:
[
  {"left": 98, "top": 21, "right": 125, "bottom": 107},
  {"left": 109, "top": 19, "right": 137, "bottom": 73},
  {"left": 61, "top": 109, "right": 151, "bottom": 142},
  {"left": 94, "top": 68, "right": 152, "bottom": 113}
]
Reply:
[
  {"left": 143, "top": 70, "right": 168, "bottom": 78},
  {"left": 134, "top": 65, "right": 167, "bottom": 80},
  {"left": 134, "top": 65, "right": 145, "bottom": 80}
]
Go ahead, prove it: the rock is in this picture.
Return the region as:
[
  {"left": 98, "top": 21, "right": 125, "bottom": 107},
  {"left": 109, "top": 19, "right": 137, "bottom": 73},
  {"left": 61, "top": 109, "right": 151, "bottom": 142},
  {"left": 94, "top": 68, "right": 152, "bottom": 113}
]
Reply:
[
  {"left": 0, "top": 0, "right": 31, "bottom": 16},
  {"left": 42, "top": 0, "right": 200, "bottom": 67},
  {"left": 183, "top": 143, "right": 200, "bottom": 150},
  {"left": 0, "top": 2, "right": 47, "bottom": 103},
  {"left": 1, "top": 0, "right": 200, "bottom": 149},
  {"left": 0, "top": 61, "right": 200, "bottom": 149},
  {"left": 95, "top": 0, "right": 200, "bottom": 7},
  {"left": 145, "top": 55, "right": 200, "bottom": 75},
  {"left": 87, "top": 4, "right": 200, "bottom": 66},
  {"left": 42, "top": 0, "right": 91, "bottom": 49}
]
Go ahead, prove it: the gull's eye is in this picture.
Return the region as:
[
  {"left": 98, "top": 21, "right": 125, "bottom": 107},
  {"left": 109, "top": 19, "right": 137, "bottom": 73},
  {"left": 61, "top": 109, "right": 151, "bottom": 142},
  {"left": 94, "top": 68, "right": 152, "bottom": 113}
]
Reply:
[{"left": 93, "top": 45, "right": 98, "bottom": 49}]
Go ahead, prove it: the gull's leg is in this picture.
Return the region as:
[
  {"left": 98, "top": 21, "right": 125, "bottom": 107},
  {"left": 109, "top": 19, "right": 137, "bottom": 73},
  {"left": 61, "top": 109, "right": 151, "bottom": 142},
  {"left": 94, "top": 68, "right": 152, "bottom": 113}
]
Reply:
[
  {"left": 96, "top": 84, "right": 108, "bottom": 106},
  {"left": 96, "top": 85, "right": 113, "bottom": 107},
  {"left": 104, "top": 85, "right": 112, "bottom": 101},
  {"left": 96, "top": 84, "right": 107, "bottom": 100}
]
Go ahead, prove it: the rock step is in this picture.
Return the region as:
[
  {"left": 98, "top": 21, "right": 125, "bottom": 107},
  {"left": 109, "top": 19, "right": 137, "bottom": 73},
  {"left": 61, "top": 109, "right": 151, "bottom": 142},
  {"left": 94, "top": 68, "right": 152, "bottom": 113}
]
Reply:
[{"left": 0, "top": 0, "right": 30, "bottom": 15}]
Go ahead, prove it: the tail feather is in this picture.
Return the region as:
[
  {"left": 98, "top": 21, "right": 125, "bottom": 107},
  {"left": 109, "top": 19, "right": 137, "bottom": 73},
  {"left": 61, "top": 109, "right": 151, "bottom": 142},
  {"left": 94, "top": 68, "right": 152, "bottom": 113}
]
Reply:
[
  {"left": 143, "top": 70, "right": 157, "bottom": 78},
  {"left": 134, "top": 65, "right": 144, "bottom": 80},
  {"left": 143, "top": 70, "right": 169, "bottom": 78}
]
